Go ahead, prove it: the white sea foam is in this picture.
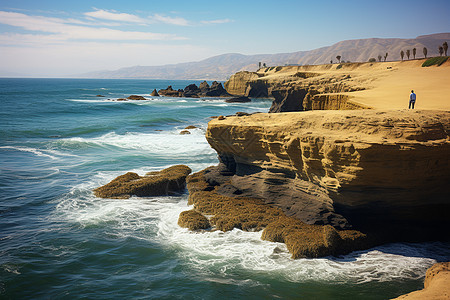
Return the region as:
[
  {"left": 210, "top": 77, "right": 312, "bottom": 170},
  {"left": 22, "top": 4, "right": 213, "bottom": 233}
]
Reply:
[
  {"left": 54, "top": 172, "right": 445, "bottom": 286},
  {"left": 157, "top": 204, "right": 442, "bottom": 284},
  {"left": 60, "top": 131, "right": 215, "bottom": 160},
  {"left": 1, "top": 146, "right": 58, "bottom": 160}
]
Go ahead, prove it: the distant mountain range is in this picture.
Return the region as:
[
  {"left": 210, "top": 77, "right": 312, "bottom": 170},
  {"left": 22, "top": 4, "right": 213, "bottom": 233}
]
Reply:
[{"left": 79, "top": 33, "right": 450, "bottom": 80}]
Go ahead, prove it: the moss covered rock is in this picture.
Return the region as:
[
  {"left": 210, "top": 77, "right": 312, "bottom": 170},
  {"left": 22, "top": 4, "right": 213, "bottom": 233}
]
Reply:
[
  {"left": 183, "top": 167, "right": 369, "bottom": 259},
  {"left": 94, "top": 165, "right": 192, "bottom": 199},
  {"left": 178, "top": 210, "right": 210, "bottom": 230}
]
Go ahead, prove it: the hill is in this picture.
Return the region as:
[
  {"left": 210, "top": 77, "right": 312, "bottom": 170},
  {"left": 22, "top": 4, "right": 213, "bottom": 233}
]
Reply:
[{"left": 78, "top": 33, "right": 449, "bottom": 80}]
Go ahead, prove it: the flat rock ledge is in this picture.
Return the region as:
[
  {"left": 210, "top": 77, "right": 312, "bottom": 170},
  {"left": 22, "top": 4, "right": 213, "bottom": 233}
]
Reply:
[
  {"left": 94, "top": 165, "right": 192, "bottom": 199},
  {"left": 181, "top": 167, "right": 369, "bottom": 259}
]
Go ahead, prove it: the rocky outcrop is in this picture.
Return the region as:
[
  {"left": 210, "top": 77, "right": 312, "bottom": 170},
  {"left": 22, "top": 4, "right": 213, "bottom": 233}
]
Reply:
[
  {"left": 127, "top": 95, "right": 147, "bottom": 100},
  {"left": 183, "top": 84, "right": 201, "bottom": 98},
  {"left": 392, "top": 262, "right": 450, "bottom": 299},
  {"left": 224, "top": 71, "right": 262, "bottom": 95},
  {"left": 225, "top": 96, "right": 251, "bottom": 103},
  {"left": 183, "top": 167, "right": 369, "bottom": 258},
  {"left": 158, "top": 82, "right": 230, "bottom": 98},
  {"left": 150, "top": 89, "right": 159, "bottom": 96},
  {"left": 206, "top": 110, "right": 450, "bottom": 241},
  {"left": 158, "top": 86, "right": 183, "bottom": 97},
  {"left": 94, "top": 165, "right": 192, "bottom": 199},
  {"left": 204, "top": 81, "right": 230, "bottom": 97}
]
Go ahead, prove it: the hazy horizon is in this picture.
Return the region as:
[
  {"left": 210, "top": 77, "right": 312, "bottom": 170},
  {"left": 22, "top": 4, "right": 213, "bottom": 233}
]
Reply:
[{"left": 1, "top": 0, "right": 449, "bottom": 77}]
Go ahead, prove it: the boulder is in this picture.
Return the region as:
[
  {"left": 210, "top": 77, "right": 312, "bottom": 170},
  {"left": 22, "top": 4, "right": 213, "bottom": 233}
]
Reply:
[
  {"left": 225, "top": 96, "right": 251, "bottom": 103},
  {"left": 150, "top": 89, "right": 159, "bottom": 96},
  {"left": 127, "top": 95, "right": 146, "bottom": 100},
  {"left": 180, "top": 130, "right": 191, "bottom": 135},
  {"left": 94, "top": 165, "right": 192, "bottom": 199},
  {"left": 178, "top": 210, "right": 210, "bottom": 230}
]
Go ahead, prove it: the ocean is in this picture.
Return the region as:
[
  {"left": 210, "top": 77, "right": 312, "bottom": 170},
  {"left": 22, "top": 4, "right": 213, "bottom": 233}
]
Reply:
[{"left": 0, "top": 78, "right": 449, "bottom": 299}]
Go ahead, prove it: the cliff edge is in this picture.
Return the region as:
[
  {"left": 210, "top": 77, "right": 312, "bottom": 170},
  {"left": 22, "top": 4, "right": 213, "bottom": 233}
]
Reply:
[
  {"left": 206, "top": 109, "right": 450, "bottom": 241},
  {"left": 224, "top": 59, "right": 450, "bottom": 112},
  {"left": 392, "top": 262, "right": 450, "bottom": 299}
]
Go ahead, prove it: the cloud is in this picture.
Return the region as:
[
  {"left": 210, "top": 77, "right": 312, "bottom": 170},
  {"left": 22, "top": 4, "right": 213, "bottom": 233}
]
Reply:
[
  {"left": 151, "top": 14, "right": 190, "bottom": 26},
  {"left": 201, "top": 19, "right": 233, "bottom": 25},
  {"left": 84, "top": 9, "right": 147, "bottom": 24},
  {"left": 0, "top": 11, "right": 185, "bottom": 41},
  {"left": 84, "top": 9, "right": 190, "bottom": 26}
]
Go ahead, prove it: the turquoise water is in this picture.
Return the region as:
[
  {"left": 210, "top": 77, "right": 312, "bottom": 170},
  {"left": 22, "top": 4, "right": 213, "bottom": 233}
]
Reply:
[{"left": 0, "top": 78, "right": 449, "bottom": 299}]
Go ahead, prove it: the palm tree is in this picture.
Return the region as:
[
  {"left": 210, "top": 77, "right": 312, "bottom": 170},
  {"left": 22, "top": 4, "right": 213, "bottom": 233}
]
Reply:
[
  {"left": 423, "top": 47, "right": 428, "bottom": 58},
  {"left": 413, "top": 48, "right": 416, "bottom": 59},
  {"left": 336, "top": 55, "right": 341, "bottom": 63},
  {"left": 444, "top": 42, "right": 448, "bottom": 56},
  {"left": 439, "top": 46, "right": 444, "bottom": 56},
  {"left": 384, "top": 53, "right": 388, "bottom": 62},
  {"left": 401, "top": 50, "right": 405, "bottom": 61},
  {"left": 406, "top": 49, "right": 410, "bottom": 60},
  {"left": 378, "top": 55, "right": 382, "bottom": 62}
]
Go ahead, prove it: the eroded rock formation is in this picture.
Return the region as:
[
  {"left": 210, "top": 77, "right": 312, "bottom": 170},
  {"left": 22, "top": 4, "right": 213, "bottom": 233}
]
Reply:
[
  {"left": 205, "top": 109, "right": 450, "bottom": 241},
  {"left": 224, "top": 66, "right": 369, "bottom": 112},
  {"left": 158, "top": 82, "right": 230, "bottom": 98}
]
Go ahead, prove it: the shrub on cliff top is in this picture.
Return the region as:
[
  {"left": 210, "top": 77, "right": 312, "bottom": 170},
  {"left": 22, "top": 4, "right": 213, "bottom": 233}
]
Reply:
[{"left": 422, "top": 56, "right": 448, "bottom": 67}]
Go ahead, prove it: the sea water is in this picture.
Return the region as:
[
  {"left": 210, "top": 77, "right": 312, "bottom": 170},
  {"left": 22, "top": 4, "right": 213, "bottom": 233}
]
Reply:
[{"left": 0, "top": 78, "right": 449, "bottom": 299}]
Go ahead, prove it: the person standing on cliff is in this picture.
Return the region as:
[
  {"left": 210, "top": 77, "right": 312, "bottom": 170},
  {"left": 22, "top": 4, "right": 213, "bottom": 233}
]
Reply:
[{"left": 409, "top": 90, "right": 416, "bottom": 109}]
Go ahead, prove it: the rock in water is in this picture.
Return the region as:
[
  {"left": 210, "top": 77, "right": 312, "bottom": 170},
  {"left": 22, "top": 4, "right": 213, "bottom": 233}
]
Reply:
[
  {"left": 225, "top": 96, "right": 251, "bottom": 103},
  {"left": 178, "top": 210, "right": 210, "bottom": 230},
  {"left": 183, "top": 168, "right": 368, "bottom": 258},
  {"left": 158, "top": 86, "right": 182, "bottom": 97},
  {"left": 94, "top": 165, "right": 192, "bottom": 199},
  {"left": 205, "top": 81, "right": 230, "bottom": 97},
  {"left": 150, "top": 89, "right": 159, "bottom": 96},
  {"left": 183, "top": 84, "right": 201, "bottom": 98},
  {"left": 127, "top": 95, "right": 146, "bottom": 100}
]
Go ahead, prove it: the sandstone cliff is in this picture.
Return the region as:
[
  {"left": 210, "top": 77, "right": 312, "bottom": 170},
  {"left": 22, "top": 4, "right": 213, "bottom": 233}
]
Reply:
[
  {"left": 205, "top": 110, "right": 450, "bottom": 241},
  {"left": 224, "top": 59, "right": 450, "bottom": 112},
  {"left": 392, "top": 262, "right": 450, "bottom": 299}
]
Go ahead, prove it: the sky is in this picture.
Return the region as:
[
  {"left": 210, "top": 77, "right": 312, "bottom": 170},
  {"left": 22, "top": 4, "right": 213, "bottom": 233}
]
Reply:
[{"left": 0, "top": 0, "right": 449, "bottom": 77}]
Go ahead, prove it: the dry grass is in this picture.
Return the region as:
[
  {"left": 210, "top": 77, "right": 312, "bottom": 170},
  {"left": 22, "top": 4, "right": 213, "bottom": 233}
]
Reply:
[{"left": 94, "top": 165, "right": 192, "bottom": 199}]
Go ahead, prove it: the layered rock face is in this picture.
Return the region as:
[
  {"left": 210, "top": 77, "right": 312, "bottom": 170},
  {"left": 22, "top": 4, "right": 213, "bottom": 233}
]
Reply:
[
  {"left": 224, "top": 66, "right": 369, "bottom": 112},
  {"left": 206, "top": 110, "right": 450, "bottom": 241}
]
